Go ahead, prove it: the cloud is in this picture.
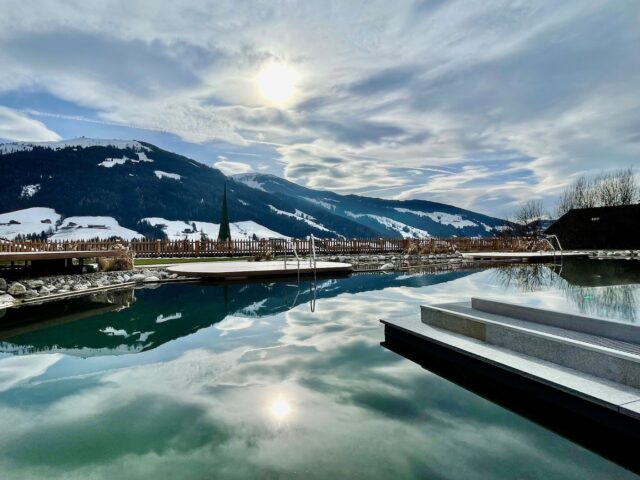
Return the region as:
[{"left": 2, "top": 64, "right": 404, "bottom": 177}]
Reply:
[
  {"left": 0, "top": 1, "right": 638, "bottom": 215},
  {"left": 214, "top": 160, "right": 253, "bottom": 175},
  {"left": 0, "top": 106, "right": 61, "bottom": 142}
]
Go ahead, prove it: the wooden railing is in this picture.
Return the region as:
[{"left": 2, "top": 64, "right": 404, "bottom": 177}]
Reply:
[{"left": 0, "top": 237, "right": 540, "bottom": 258}]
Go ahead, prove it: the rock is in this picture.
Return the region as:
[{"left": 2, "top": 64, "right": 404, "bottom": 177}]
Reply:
[
  {"left": 169, "top": 273, "right": 178, "bottom": 279},
  {"left": 380, "top": 262, "right": 394, "bottom": 271},
  {"left": 7, "top": 282, "right": 27, "bottom": 296},
  {"left": 159, "top": 271, "right": 169, "bottom": 279},
  {"left": 38, "top": 286, "right": 51, "bottom": 295},
  {"left": 0, "top": 294, "right": 15, "bottom": 305},
  {"left": 123, "top": 274, "right": 131, "bottom": 282},
  {"left": 143, "top": 276, "right": 160, "bottom": 283},
  {"left": 0, "top": 278, "right": 7, "bottom": 291},
  {"left": 130, "top": 274, "right": 146, "bottom": 283},
  {"left": 26, "top": 280, "right": 44, "bottom": 289},
  {"left": 72, "top": 284, "right": 88, "bottom": 291},
  {"left": 24, "top": 289, "right": 39, "bottom": 299}
]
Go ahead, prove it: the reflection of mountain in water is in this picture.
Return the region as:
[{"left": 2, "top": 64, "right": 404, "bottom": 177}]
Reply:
[
  {"left": 0, "top": 269, "right": 478, "bottom": 357},
  {"left": 492, "top": 259, "right": 640, "bottom": 322}
]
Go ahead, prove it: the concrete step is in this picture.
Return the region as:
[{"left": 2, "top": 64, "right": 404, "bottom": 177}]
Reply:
[{"left": 421, "top": 301, "right": 640, "bottom": 389}]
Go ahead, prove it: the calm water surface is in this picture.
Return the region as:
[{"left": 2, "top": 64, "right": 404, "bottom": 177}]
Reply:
[{"left": 0, "top": 260, "right": 638, "bottom": 479}]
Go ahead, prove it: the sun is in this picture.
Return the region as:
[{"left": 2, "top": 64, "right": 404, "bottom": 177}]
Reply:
[{"left": 257, "top": 62, "right": 298, "bottom": 105}]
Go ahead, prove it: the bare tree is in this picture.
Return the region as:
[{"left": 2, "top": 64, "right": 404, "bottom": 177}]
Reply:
[
  {"left": 556, "top": 168, "right": 639, "bottom": 217},
  {"left": 508, "top": 199, "right": 546, "bottom": 237}
]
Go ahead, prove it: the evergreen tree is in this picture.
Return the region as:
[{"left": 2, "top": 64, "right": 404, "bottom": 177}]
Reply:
[{"left": 218, "top": 183, "right": 231, "bottom": 241}]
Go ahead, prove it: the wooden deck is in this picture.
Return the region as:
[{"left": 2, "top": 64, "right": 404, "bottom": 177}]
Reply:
[
  {"left": 0, "top": 250, "right": 121, "bottom": 262},
  {"left": 166, "top": 260, "right": 352, "bottom": 280}
]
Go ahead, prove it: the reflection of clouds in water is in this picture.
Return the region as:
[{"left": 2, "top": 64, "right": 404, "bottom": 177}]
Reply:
[
  {"left": 215, "top": 316, "right": 255, "bottom": 335},
  {"left": 0, "top": 353, "right": 62, "bottom": 392},
  {"left": 0, "top": 273, "right": 635, "bottom": 479}
]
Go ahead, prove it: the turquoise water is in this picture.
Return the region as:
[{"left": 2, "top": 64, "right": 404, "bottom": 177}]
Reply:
[{"left": 0, "top": 260, "right": 638, "bottom": 479}]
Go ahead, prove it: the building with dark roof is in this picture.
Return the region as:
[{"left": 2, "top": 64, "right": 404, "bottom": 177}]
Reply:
[{"left": 545, "top": 204, "right": 640, "bottom": 250}]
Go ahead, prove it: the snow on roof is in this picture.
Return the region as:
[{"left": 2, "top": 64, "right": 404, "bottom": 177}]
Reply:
[{"left": 0, "top": 138, "right": 150, "bottom": 155}]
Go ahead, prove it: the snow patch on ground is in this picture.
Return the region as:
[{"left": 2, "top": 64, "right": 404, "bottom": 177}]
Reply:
[
  {"left": 99, "top": 151, "right": 153, "bottom": 168},
  {"left": 154, "top": 170, "right": 181, "bottom": 180},
  {"left": 394, "top": 208, "right": 477, "bottom": 228},
  {"left": 268, "top": 205, "right": 331, "bottom": 232},
  {"left": 238, "top": 199, "right": 249, "bottom": 206},
  {"left": 346, "top": 212, "right": 430, "bottom": 238},
  {"left": 20, "top": 184, "right": 40, "bottom": 198},
  {"left": 303, "top": 197, "right": 337, "bottom": 211},
  {"left": 0, "top": 138, "right": 150, "bottom": 155},
  {"left": 234, "top": 174, "right": 266, "bottom": 191},
  {"left": 143, "top": 217, "right": 288, "bottom": 240},
  {"left": 0, "top": 207, "right": 60, "bottom": 239},
  {"left": 51, "top": 216, "right": 142, "bottom": 240}
]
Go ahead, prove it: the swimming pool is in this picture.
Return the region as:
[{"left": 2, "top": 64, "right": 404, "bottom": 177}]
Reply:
[{"left": 0, "top": 260, "right": 638, "bottom": 479}]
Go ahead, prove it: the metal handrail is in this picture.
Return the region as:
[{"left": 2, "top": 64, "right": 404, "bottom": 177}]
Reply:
[
  {"left": 292, "top": 241, "right": 300, "bottom": 283},
  {"left": 543, "top": 234, "right": 563, "bottom": 268},
  {"left": 309, "top": 234, "right": 317, "bottom": 282}
]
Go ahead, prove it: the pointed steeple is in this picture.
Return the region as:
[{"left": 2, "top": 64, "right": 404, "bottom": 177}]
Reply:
[{"left": 218, "top": 183, "right": 231, "bottom": 241}]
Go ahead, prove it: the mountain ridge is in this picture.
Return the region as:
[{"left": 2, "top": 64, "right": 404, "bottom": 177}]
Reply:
[{"left": 0, "top": 138, "right": 506, "bottom": 240}]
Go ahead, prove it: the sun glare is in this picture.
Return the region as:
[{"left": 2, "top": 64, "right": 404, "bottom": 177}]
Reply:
[
  {"left": 257, "top": 63, "right": 297, "bottom": 105},
  {"left": 270, "top": 397, "right": 292, "bottom": 421}
]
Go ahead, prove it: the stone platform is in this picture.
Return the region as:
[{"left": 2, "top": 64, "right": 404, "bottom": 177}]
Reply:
[
  {"left": 382, "top": 298, "right": 640, "bottom": 422},
  {"left": 166, "top": 260, "right": 352, "bottom": 280}
]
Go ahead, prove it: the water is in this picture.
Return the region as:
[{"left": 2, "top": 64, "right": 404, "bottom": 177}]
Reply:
[{"left": 0, "top": 260, "right": 638, "bottom": 479}]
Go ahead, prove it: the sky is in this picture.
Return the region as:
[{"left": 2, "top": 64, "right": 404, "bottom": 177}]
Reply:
[{"left": 0, "top": 0, "right": 638, "bottom": 217}]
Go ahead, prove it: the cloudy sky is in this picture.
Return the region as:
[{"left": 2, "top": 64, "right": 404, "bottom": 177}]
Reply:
[{"left": 0, "top": 1, "right": 638, "bottom": 216}]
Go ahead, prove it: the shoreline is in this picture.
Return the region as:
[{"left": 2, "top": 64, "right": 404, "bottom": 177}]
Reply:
[{"left": 2, "top": 251, "right": 637, "bottom": 310}]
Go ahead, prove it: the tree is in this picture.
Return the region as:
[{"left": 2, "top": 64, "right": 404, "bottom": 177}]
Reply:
[
  {"left": 507, "top": 200, "right": 546, "bottom": 237},
  {"left": 556, "top": 168, "right": 639, "bottom": 217},
  {"left": 217, "top": 183, "right": 231, "bottom": 241}
]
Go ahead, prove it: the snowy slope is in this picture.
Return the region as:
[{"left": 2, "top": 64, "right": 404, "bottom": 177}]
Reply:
[
  {"left": 394, "top": 208, "right": 477, "bottom": 228},
  {"left": 51, "top": 216, "right": 142, "bottom": 240},
  {"left": 143, "top": 217, "right": 288, "bottom": 240},
  {"left": 346, "top": 212, "right": 430, "bottom": 238},
  {"left": 268, "top": 205, "right": 334, "bottom": 234},
  {"left": 0, "top": 207, "right": 60, "bottom": 239},
  {"left": 233, "top": 173, "right": 507, "bottom": 238}
]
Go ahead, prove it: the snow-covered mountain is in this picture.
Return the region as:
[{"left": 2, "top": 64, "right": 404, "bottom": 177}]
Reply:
[
  {"left": 234, "top": 173, "right": 506, "bottom": 238},
  {"left": 0, "top": 138, "right": 505, "bottom": 240}
]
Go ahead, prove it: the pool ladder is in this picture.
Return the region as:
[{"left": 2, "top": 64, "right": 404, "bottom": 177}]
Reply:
[
  {"left": 544, "top": 234, "right": 563, "bottom": 268},
  {"left": 283, "top": 235, "right": 317, "bottom": 282},
  {"left": 283, "top": 237, "right": 317, "bottom": 312}
]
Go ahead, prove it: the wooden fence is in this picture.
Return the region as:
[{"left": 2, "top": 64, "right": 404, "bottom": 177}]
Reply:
[{"left": 0, "top": 237, "right": 537, "bottom": 258}]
